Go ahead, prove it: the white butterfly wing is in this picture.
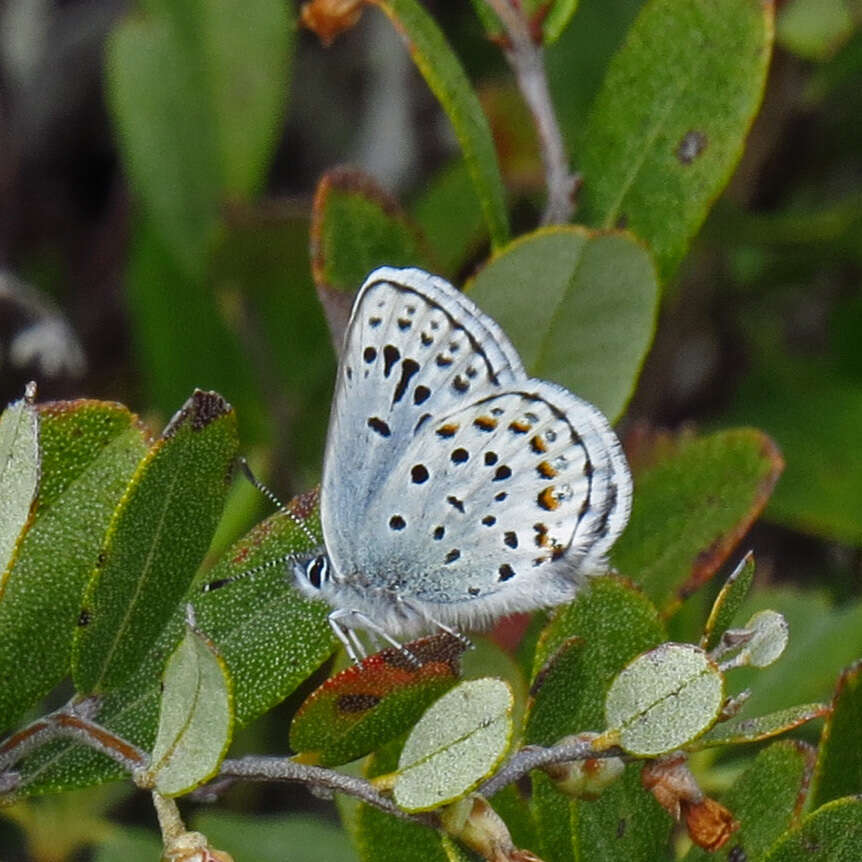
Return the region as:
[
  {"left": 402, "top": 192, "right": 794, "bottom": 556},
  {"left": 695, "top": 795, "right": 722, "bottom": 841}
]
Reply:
[
  {"left": 320, "top": 266, "right": 631, "bottom": 628},
  {"left": 359, "top": 383, "right": 631, "bottom": 625},
  {"left": 320, "top": 267, "right": 524, "bottom": 572}
]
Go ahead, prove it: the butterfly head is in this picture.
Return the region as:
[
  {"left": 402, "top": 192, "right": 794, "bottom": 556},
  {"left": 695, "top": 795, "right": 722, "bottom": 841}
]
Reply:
[{"left": 293, "top": 551, "right": 334, "bottom": 598}]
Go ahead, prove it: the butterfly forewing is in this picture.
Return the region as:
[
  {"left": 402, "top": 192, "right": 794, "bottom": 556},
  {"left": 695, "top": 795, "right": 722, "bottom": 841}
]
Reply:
[{"left": 320, "top": 268, "right": 525, "bottom": 570}]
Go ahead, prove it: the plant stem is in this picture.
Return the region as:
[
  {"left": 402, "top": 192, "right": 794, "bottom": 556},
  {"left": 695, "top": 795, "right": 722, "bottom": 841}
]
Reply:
[
  {"left": 217, "top": 756, "right": 434, "bottom": 824},
  {"left": 483, "top": 0, "right": 577, "bottom": 224},
  {"left": 479, "top": 738, "right": 625, "bottom": 798}
]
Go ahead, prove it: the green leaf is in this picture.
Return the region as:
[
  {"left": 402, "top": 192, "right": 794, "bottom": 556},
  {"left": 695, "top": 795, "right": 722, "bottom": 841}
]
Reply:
[
  {"left": 394, "top": 678, "right": 513, "bottom": 812},
  {"left": 148, "top": 626, "right": 233, "bottom": 796},
  {"left": 212, "top": 206, "right": 334, "bottom": 470},
  {"left": 693, "top": 703, "right": 827, "bottom": 749},
  {"left": 723, "top": 356, "right": 862, "bottom": 544},
  {"left": 310, "top": 167, "right": 432, "bottom": 340},
  {"left": 126, "top": 215, "right": 267, "bottom": 445},
  {"left": 106, "top": 10, "right": 220, "bottom": 275},
  {"left": 810, "top": 660, "right": 862, "bottom": 809},
  {"left": 466, "top": 227, "right": 659, "bottom": 422},
  {"left": 374, "top": 0, "right": 509, "bottom": 248},
  {"left": 736, "top": 610, "right": 789, "bottom": 669},
  {"left": 685, "top": 740, "right": 814, "bottom": 862},
  {"left": 469, "top": 0, "right": 579, "bottom": 45},
  {"left": 106, "top": 0, "right": 292, "bottom": 273},
  {"left": 525, "top": 578, "right": 670, "bottom": 862},
  {"left": 73, "top": 390, "right": 238, "bottom": 693},
  {"left": 200, "top": 0, "right": 292, "bottom": 198},
  {"left": 605, "top": 643, "right": 724, "bottom": 756},
  {"left": 578, "top": 0, "right": 774, "bottom": 282},
  {"left": 0, "top": 401, "right": 148, "bottom": 732},
  {"left": 411, "top": 160, "right": 487, "bottom": 279},
  {"left": 727, "top": 589, "right": 862, "bottom": 717},
  {"left": 192, "top": 811, "right": 359, "bottom": 862},
  {"left": 543, "top": 0, "right": 580, "bottom": 44},
  {"left": 612, "top": 429, "right": 784, "bottom": 613},
  {"left": 290, "top": 633, "right": 467, "bottom": 767},
  {"left": 0, "top": 388, "right": 39, "bottom": 592},
  {"left": 352, "top": 741, "right": 451, "bottom": 862},
  {"left": 701, "top": 552, "right": 756, "bottom": 651},
  {"left": 777, "top": 0, "right": 855, "bottom": 61},
  {"left": 762, "top": 797, "right": 862, "bottom": 862},
  {"left": 526, "top": 577, "right": 665, "bottom": 744},
  {"left": 192, "top": 500, "right": 337, "bottom": 727},
  {"left": 11, "top": 497, "right": 336, "bottom": 797}
]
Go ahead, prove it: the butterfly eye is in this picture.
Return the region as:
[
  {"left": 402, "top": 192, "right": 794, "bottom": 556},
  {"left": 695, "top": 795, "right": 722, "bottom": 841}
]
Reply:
[{"left": 306, "top": 555, "right": 329, "bottom": 590}]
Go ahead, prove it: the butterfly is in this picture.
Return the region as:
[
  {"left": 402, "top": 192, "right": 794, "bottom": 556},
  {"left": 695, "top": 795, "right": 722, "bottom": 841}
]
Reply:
[{"left": 288, "top": 267, "right": 632, "bottom": 661}]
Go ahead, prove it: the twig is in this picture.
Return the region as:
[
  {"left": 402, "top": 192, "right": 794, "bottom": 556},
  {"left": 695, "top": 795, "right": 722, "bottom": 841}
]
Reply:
[
  {"left": 0, "top": 698, "right": 148, "bottom": 797},
  {"left": 216, "top": 756, "right": 435, "bottom": 825},
  {"left": 483, "top": 0, "right": 577, "bottom": 224},
  {"left": 479, "top": 738, "right": 625, "bottom": 798}
]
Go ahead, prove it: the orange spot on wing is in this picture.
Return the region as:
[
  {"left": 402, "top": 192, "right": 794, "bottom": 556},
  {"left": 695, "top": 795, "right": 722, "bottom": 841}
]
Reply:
[{"left": 538, "top": 487, "right": 559, "bottom": 511}]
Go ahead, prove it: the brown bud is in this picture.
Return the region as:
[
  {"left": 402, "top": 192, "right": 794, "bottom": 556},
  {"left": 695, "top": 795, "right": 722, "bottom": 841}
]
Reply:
[
  {"left": 300, "top": 0, "right": 366, "bottom": 46},
  {"left": 682, "top": 796, "right": 739, "bottom": 852}
]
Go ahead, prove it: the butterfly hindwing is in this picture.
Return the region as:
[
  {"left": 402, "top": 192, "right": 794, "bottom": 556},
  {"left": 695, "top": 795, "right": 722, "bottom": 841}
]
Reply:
[{"left": 355, "top": 383, "right": 630, "bottom": 624}]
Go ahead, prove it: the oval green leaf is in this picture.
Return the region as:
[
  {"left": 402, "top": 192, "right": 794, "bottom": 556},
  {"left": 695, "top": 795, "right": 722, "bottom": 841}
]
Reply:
[
  {"left": 73, "top": 390, "right": 238, "bottom": 694},
  {"left": 577, "top": 0, "right": 774, "bottom": 282},
  {"left": 605, "top": 642, "right": 724, "bottom": 756},
  {"left": 375, "top": 0, "right": 509, "bottom": 248},
  {"left": 290, "top": 633, "right": 466, "bottom": 767},
  {"left": 466, "top": 227, "right": 659, "bottom": 421},
  {"left": 612, "top": 429, "right": 784, "bottom": 613},
  {"left": 0, "top": 388, "right": 39, "bottom": 593},
  {"left": 0, "top": 401, "right": 148, "bottom": 732},
  {"left": 148, "top": 626, "right": 234, "bottom": 796},
  {"left": 738, "top": 610, "right": 789, "bottom": 669},
  {"left": 394, "top": 678, "right": 513, "bottom": 812}
]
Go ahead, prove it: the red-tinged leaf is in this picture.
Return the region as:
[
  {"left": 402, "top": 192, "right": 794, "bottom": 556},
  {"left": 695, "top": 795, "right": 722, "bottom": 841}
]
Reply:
[
  {"left": 810, "top": 659, "right": 862, "bottom": 809},
  {"left": 613, "top": 428, "right": 784, "bottom": 614},
  {"left": 310, "top": 167, "right": 432, "bottom": 349},
  {"left": 290, "top": 632, "right": 467, "bottom": 767}
]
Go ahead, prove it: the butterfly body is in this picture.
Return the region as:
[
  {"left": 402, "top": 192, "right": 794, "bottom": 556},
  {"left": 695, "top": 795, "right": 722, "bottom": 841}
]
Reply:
[{"left": 293, "top": 267, "right": 632, "bottom": 643}]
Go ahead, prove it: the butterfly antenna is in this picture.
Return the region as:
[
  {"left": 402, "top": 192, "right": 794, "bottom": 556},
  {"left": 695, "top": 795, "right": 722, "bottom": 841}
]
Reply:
[
  {"left": 201, "top": 458, "right": 318, "bottom": 594},
  {"left": 202, "top": 553, "right": 296, "bottom": 593},
  {"left": 237, "top": 456, "right": 319, "bottom": 546}
]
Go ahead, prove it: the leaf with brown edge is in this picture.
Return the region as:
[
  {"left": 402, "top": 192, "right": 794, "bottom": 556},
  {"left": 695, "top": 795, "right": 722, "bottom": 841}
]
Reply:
[
  {"left": 613, "top": 428, "right": 784, "bottom": 615},
  {"left": 290, "top": 632, "right": 467, "bottom": 767},
  {"left": 810, "top": 659, "right": 862, "bottom": 810},
  {"left": 310, "top": 167, "right": 432, "bottom": 350}
]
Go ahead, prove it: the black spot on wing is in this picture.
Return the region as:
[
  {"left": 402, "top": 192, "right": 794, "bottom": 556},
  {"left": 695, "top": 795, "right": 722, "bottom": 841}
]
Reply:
[
  {"left": 367, "top": 417, "right": 391, "bottom": 437},
  {"left": 392, "top": 358, "right": 420, "bottom": 404},
  {"left": 383, "top": 344, "right": 400, "bottom": 377}
]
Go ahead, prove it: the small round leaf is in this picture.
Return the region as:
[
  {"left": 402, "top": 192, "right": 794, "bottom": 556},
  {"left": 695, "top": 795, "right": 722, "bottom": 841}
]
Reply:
[
  {"left": 605, "top": 643, "right": 724, "bottom": 756},
  {"left": 394, "top": 678, "right": 513, "bottom": 812},
  {"left": 740, "top": 610, "right": 789, "bottom": 668}
]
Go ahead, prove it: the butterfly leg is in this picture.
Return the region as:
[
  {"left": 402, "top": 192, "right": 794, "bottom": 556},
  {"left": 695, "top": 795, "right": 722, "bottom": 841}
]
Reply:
[
  {"left": 328, "top": 612, "right": 366, "bottom": 664},
  {"left": 328, "top": 609, "right": 420, "bottom": 667},
  {"left": 396, "top": 598, "right": 474, "bottom": 650}
]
